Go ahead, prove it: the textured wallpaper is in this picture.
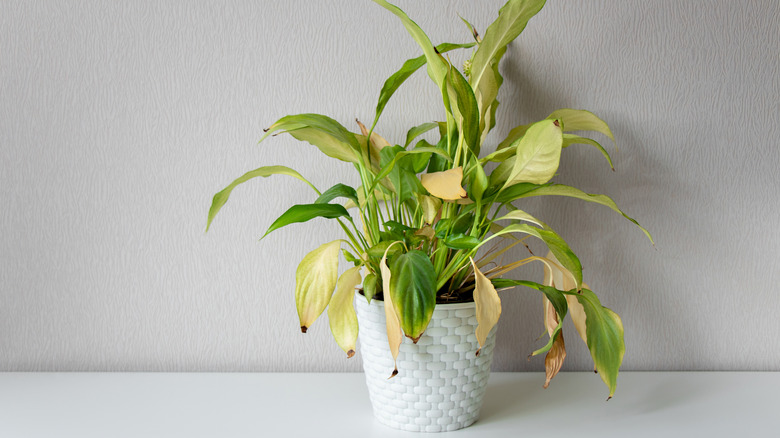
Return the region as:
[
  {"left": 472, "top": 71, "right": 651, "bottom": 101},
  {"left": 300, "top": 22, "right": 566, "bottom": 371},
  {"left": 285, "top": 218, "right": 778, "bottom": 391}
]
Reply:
[{"left": 1, "top": 0, "right": 778, "bottom": 372}]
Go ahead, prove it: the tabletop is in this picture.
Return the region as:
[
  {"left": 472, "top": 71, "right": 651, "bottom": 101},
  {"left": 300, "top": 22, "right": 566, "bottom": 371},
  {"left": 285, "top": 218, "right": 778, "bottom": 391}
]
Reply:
[{"left": 0, "top": 371, "right": 777, "bottom": 437}]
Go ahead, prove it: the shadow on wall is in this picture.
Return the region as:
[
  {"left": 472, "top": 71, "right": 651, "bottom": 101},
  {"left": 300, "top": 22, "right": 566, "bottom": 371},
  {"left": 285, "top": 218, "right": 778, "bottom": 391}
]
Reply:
[{"left": 488, "top": 41, "right": 710, "bottom": 371}]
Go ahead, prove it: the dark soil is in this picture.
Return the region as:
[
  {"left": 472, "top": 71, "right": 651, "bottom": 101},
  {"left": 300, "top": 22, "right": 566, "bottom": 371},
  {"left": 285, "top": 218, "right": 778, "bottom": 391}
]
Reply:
[{"left": 358, "top": 288, "right": 475, "bottom": 305}]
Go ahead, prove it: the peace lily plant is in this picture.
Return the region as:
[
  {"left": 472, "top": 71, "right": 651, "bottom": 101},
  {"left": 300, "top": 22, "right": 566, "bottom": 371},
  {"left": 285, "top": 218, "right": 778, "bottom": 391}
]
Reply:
[{"left": 207, "top": 0, "right": 651, "bottom": 399}]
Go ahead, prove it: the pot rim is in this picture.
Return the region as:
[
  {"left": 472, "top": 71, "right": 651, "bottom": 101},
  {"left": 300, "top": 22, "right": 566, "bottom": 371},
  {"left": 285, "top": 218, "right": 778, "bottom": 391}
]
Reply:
[{"left": 354, "top": 289, "right": 476, "bottom": 310}]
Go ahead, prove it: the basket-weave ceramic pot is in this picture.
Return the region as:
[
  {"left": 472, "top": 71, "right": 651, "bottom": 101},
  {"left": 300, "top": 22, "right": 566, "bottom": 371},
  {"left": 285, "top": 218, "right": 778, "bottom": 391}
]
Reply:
[{"left": 354, "top": 291, "right": 497, "bottom": 432}]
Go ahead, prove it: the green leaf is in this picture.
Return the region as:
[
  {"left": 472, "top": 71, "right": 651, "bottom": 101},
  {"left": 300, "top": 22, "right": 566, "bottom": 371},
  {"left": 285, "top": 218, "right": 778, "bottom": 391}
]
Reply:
[
  {"left": 482, "top": 223, "right": 582, "bottom": 288},
  {"left": 409, "top": 140, "right": 434, "bottom": 173},
  {"left": 504, "top": 119, "right": 563, "bottom": 187},
  {"left": 371, "top": 0, "right": 450, "bottom": 99},
  {"left": 548, "top": 109, "right": 614, "bottom": 142},
  {"left": 565, "top": 288, "right": 625, "bottom": 399},
  {"left": 446, "top": 65, "right": 480, "bottom": 155},
  {"left": 563, "top": 134, "right": 614, "bottom": 170},
  {"left": 263, "top": 204, "right": 350, "bottom": 238},
  {"left": 388, "top": 249, "right": 437, "bottom": 342},
  {"left": 296, "top": 241, "right": 341, "bottom": 332},
  {"left": 380, "top": 145, "right": 424, "bottom": 202},
  {"left": 492, "top": 182, "right": 544, "bottom": 204},
  {"left": 372, "top": 43, "right": 475, "bottom": 130},
  {"left": 260, "top": 114, "right": 360, "bottom": 163},
  {"left": 367, "top": 240, "right": 404, "bottom": 261},
  {"left": 369, "top": 146, "right": 450, "bottom": 194},
  {"left": 458, "top": 14, "right": 480, "bottom": 42},
  {"left": 487, "top": 279, "right": 568, "bottom": 356},
  {"left": 206, "top": 165, "right": 319, "bottom": 232},
  {"left": 514, "top": 184, "right": 654, "bottom": 244},
  {"left": 315, "top": 183, "right": 359, "bottom": 206},
  {"left": 404, "top": 122, "right": 439, "bottom": 148},
  {"left": 362, "top": 273, "right": 378, "bottom": 303},
  {"left": 469, "top": 0, "right": 546, "bottom": 92},
  {"left": 467, "top": 159, "right": 488, "bottom": 202},
  {"left": 442, "top": 233, "right": 481, "bottom": 250},
  {"left": 493, "top": 208, "right": 543, "bottom": 227},
  {"left": 328, "top": 266, "right": 362, "bottom": 358}
]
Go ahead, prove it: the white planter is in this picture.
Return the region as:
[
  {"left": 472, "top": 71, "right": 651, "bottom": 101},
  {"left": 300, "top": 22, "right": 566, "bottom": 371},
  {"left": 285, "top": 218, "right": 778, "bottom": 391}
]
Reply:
[{"left": 354, "top": 291, "right": 497, "bottom": 432}]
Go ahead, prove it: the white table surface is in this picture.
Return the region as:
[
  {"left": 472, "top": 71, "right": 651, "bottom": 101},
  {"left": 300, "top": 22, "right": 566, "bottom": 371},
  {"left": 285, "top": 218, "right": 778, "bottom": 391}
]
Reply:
[{"left": 0, "top": 372, "right": 777, "bottom": 437}]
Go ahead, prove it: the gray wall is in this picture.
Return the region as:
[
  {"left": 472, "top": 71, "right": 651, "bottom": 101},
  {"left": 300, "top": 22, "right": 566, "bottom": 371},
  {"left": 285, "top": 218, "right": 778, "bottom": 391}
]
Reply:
[{"left": 1, "top": 0, "right": 778, "bottom": 372}]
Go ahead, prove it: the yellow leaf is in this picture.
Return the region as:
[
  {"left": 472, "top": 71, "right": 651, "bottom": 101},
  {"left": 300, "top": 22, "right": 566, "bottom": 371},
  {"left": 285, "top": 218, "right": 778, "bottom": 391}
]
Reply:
[
  {"left": 328, "top": 266, "right": 362, "bottom": 358},
  {"left": 470, "top": 257, "right": 501, "bottom": 356},
  {"left": 420, "top": 167, "right": 468, "bottom": 201},
  {"left": 504, "top": 119, "right": 563, "bottom": 186},
  {"left": 356, "top": 119, "right": 391, "bottom": 148},
  {"left": 380, "top": 242, "right": 404, "bottom": 378},
  {"left": 295, "top": 241, "right": 341, "bottom": 332},
  {"left": 415, "top": 194, "right": 442, "bottom": 224}
]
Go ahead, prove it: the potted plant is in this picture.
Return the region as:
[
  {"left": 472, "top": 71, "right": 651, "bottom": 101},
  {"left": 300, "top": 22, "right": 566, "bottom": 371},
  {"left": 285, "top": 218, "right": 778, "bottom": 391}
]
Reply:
[{"left": 207, "top": 0, "right": 651, "bottom": 432}]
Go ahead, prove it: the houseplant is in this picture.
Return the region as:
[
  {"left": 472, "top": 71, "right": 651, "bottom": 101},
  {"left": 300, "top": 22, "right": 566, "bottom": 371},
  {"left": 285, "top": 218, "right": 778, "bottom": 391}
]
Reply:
[{"left": 207, "top": 0, "right": 652, "bottom": 431}]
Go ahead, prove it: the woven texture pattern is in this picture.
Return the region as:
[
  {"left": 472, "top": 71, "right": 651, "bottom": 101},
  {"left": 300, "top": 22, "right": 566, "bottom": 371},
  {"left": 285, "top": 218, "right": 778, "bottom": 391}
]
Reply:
[{"left": 355, "top": 293, "right": 497, "bottom": 432}]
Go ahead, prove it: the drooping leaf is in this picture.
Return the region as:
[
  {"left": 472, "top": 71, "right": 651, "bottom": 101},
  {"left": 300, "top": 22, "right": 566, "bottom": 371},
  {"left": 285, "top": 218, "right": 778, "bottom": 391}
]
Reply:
[
  {"left": 260, "top": 114, "right": 360, "bottom": 163},
  {"left": 541, "top": 253, "right": 624, "bottom": 399},
  {"left": 566, "top": 288, "right": 625, "bottom": 400},
  {"left": 295, "top": 241, "right": 341, "bottom": 332},
  {"left": 328, "top": 266, "right": 362, "bottom": 358},
  {"left": 543, "top": 330, "right": 566, "bottom": 389},
  {"left": 379, "top": 242, "right": 404, "bottom": 377},
  {"left": 548, "top": 108, "right": 614, "bottom": 142},
  {"left": 541, "top": 262, "right": 566, "bottom": 388},
  {"left": 482, "top": 223, "right": 582, "bottom": 289},
  {"left": 206, "top": 165, "right": 319, "bottom": 232},
  {"left": 493, "top": 208, "right": 544, "bottom": 227},
  {"left": 315, "top": 183, "right": 359, "bottom": 206},
  {"left": 469, "top": 0, "right": 546, "bottom": 92},
  {"left": 504, "top": 119, "right": 563, "bottom": 187},
  {"left": 421, "top": 167, "right": 468, "bottom": 201},
  {"left": 514, "top": 184, "right": 654, "bottom": 244},
  {"left": 263, "top": 204, "right": 350, "bottom": 238},
  {"left": 563, "top": 134, "right": 614, "bottom": 170},
  {"left": 495, "top": 278, "right": 568, "bottom": 357},
  {"left": 470, "top": 258, "right": 501, "bottom": 356},
  {"left": 545, "top": 252, "right": 587, "bottom": 345},
  {"left": 388, "top": 250, "right": 437, "bottom": 342}
]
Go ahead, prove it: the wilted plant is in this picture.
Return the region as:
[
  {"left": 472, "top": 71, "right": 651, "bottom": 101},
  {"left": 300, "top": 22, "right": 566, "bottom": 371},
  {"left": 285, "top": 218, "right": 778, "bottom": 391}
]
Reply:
[{"left": 207, "top": 0, "right": 651, "bottom": 398}]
